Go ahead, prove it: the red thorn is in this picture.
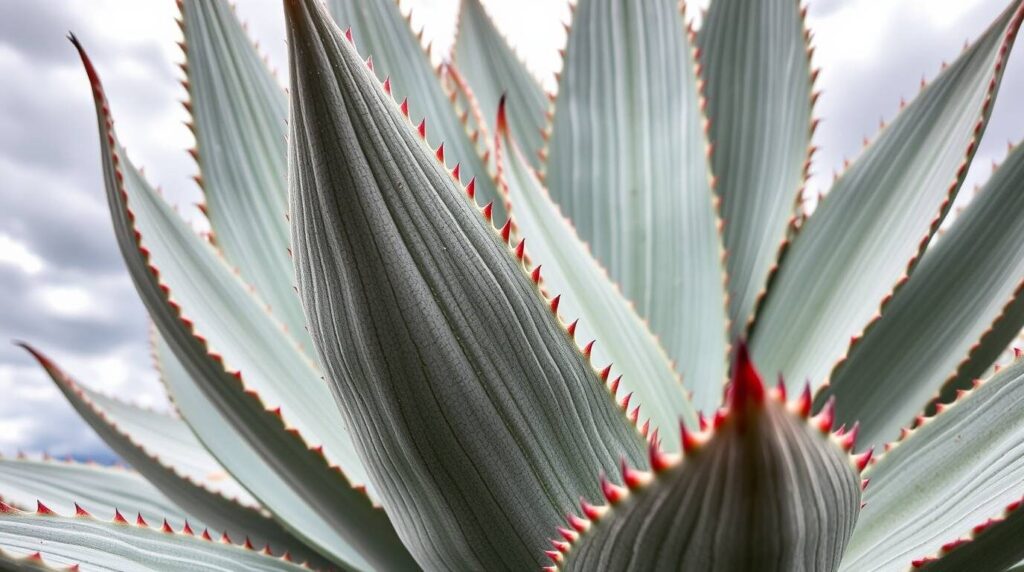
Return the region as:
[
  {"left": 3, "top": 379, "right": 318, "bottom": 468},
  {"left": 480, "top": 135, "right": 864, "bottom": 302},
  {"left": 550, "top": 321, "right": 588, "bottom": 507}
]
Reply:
[
  {"left": 399, "top": 98, "right": 409, "bottom": 117},
  {"left": 514, "top": 238, "right": 526, "bottom": 260},
  {"left": 796, "top": 383, "right": 812, "bottom": 417},
  {"left": 221, "top": 531, "right": 233, "bottom": 544},
  {"left": 417, "top": 120, "right": 426, "bottom": 139},
  {"left": 648, "top": 442, "right": 674, "bottom": 472},
  {"left": 567, "top": 318, "right": 578, "bottom": 337},
  {"left": 113, "top": 509, "right": 128, "bottom": 524},
  {"left": 609, "top": 375, "right": 621, "bottom": 395},
  {"left": 550, "top": 295, "right": 561, "bottom": 314},
  {"left": 365, "top": 55, "right": 374, "bottom": 72},
  {"left": 182, "top": 521, "right": 194, "bottom": 536},
  {"left": 466, "top": 177, "right": 476, "bottom": 199},
  {"left": 621, "top": 459, "right": 647, "bottom": 488},
  {"left": 482, "top": 201, "right": 493, "bottom": 221},
  {"left": 639, "top": 418, "right": 650, "bottom": 438},
  {"left": 27, "top": 552, "right": 42, "bottom": 561},
  {"left": 201, "top": 529, "right": 213, "bottom": 541},
  {"left": 557, "top": 526, "right": 577, "bottom": 542},
  {"left": 775, "top": 376, "right": 787, "bottom": 401},
  {"left": 817, "top": 397, "right": 836, "bottom": 432},
  {"left": 697, "top": 411, "right": 707, "bottom": 431},
  {"left": 244, "top": 537, "right": 255, "bottom": 550},
  {"left": 861, "top": 478, "right": 871, "bottom": 491},
  {"left": 496, "top": 93, "right": 509, "bottom": 136},
  {"left": 855, "top": 448, "right": 874, "bottom": 471},
  {"left": 551, "top": 539, "right": 570, "bottom": 553},
  {"left": 579, "top": 498, "right": 606, "bottom": 520},
  {"left": 680, "top": 422, "right": 700, "bottom": 453},
  {"left": 840, "top": 422, "right": 860, "bottom": 451},
  {"left": 36, "top": 501, "right": 55, "bottom": 516},
  {"left": 567, "top": 513, "right": 588, "bottom": 533},
  {"left": 344, "top": 27, "right": 353, "bottom": 43},
  {"left": 598, "top": 364, "right": 612, "bottom": 381},
  {"left": 383, "top": 76, "right": 392, "bottom": 95},
  {"left": 544, "top": 550, "right": 563, "bottom": 563},
  {"left": 435, "top": 143, "right": 445, "bottom": 163},
  {"left": 451, "top": 163, "right": 461, "bottom": 181},
  {"left": 74, "top": 503, "right": 90, "bottom": 517},
  {"left": 599, "top": 473, "right": 628, "bottom": 503},
  {"left": 161, "top": 519, "right": 174, "bottom": 533},
  {"left": 584, "top": 340, "right": 596, "bottom": 359},
  {"left": 531, "top": 265, "right": 542, "bottom": 284},
  {"left": 727, "top": 341, "right": 765, "bottom": 411},
  {"left": 136, "top": 514, "right": 148, "bottom": 527}
]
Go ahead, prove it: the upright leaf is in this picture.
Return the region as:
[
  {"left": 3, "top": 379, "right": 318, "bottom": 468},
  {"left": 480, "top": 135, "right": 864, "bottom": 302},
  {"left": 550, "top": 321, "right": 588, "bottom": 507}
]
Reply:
[
  {"left": 72, "top": 36, "right": 413, "bottom": 570},
  {"left": 699, "top": 0, "right": 814, "bottom": 338},
  {"left": 822, "top": 141, "right": 1024, "bottom": 448},
  {"left": 285, "top": 0, "right": 645, "bottom": 568},
  {"left": 556, "top": 346, "right": 863, "bottom": 571},
  {"left": 326, "top": 0, "right": 505, "bottom": 220},
  {"left": 545, "top": 0, "right": 728, "bottom": 411},
  {"left": 178, "top": 0, "right": 310, "bottom": 349},
  {"left": 0, "top": 502, "right": 304, "bottom": 571},
  {"left": 0, "top": 457, "right": 194, "bottom": 530},
  {"left": 496, "top": 98, "right": 697, "bottom": 451},
  {"left": 840, "top": 358, "right": 1024, "bottom": 571},
  {"left": 21, "top": 344, "right": 309, "bottom": 558},
  {"left": 751, "top": 1, "right": 1024, "bottom": 389},
  {"left": 453, "top": 0, "right": 548, "bottom": 167}
]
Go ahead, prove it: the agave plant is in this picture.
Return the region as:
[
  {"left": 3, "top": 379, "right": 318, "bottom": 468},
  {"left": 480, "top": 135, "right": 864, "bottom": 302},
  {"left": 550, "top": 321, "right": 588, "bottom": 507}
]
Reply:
[{"left": 3, "top": 0, "right": 1024, "bottom": 568}]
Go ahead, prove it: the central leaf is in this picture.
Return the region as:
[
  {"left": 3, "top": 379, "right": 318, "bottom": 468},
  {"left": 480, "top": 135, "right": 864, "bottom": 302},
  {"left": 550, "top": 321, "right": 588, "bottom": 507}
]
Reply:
[{"left": 284, "top": 0, "right": 646, "bottom": 568}]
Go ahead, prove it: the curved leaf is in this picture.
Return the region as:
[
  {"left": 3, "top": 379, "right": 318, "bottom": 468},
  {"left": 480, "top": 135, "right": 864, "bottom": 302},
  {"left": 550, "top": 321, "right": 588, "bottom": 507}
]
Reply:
[
  {"left": 557, "top": 346, "right": 862, "bottom": 571},
  {"left": 325, "top": 0, "right": 505, "bottom": 220},
  {"left": 71, "top": 36, "right": 412, "bottom": 570},
  {"left": 20, "top": 344, "right": 307, "bottom": 557},
  {"left": 823, "top": 140, "right": 1024, "bottom": 448},
  {"left": 453, "top": 0, "right": 548, "bottom": 167},
  {"left": 545, "top": 0, "right": 728, "bottom": 411},
  {"left": 917, "top": 501, "right": 1024, "bottom": 571},
  {"left": 0, "top": 502, "right": 304, "bottom": 571},
  {"left": 840, "top": 358, "right": 1024, "bottom": 571},
  {"left": 496, "top": 99, "right": 697, "bottom": 451},
  {"left": 751, "top": 1, "right": 1024, "bottom": 389},
  {"left": 285, "top": 0, "right": 646, "bottom": 568},
  {"left": 178, "top": 0, "right": 311, "bottom": 352},
  {"left": 698, "top": 0, "right": 814, "bottom": 338},
  {"left": 150, "top": 330, "right": 374, "bottom": 571},
  {"left": 0, "top": 457, "right": 193, "bottom": 530}
]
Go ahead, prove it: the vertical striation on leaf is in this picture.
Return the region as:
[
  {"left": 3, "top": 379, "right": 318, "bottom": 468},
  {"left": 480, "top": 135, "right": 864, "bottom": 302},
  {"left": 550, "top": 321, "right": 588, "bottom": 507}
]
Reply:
[{"left": 285, "top": 0, "right": 645, "bottom": 568}]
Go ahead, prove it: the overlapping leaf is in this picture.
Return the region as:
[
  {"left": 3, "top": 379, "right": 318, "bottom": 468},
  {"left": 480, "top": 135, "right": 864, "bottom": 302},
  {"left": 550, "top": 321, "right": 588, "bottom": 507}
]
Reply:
[
  {"left": 326, "top": 0, "right": 505, "bottom": 219},
  {"left": 751, "top": 0, "right": 1024, "bottom": 390},
  {"left": 21, "top": 344, "right": 308, "bottom": 556},
  {"left": 557, "top": 347, "right": 862, "bottom": 571},
  {"left": 496, "top": 99, "right": 697, "bottom": 451},
  {"left": 178, "top": 0, "right": 310, "bottom": 351},
  {"left": 151, "top": 331, "right": 376, "bottom": 570},
  {"left": 840, "top": 358, "right": 1024, "bottom": 571},
  {"left": 285, "top": 0, "right": 645, "bottom": 567},
  {"left": 453, "top": 0, "right": 548, "bottom": 167},
  {"left": 0, "top": 457, "right": 193, "bottom": 530},
  {"left": 545, "top": 0, "right": 728, "bottom": 411},
  {"left": 823, "top": 141, "right": 1024, "bottom": 448},
  {"left": 698, "top": 0, "right": 814, "bottom": 338},
  {"left": 72, "top": 36, "right": 413, "bottom": 570},
  {"left": 0, "top": 502, "right": 304, "bottom": 571}
]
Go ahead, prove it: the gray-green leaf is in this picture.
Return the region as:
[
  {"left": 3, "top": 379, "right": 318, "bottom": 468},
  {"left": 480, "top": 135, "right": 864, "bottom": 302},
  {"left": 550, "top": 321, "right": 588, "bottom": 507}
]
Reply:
[
  {"left": 559, "top": 346, "right": 861, "bottom": 571},
  {"left": 822, "top": 139, "right": 1024, "bottom": 448},
  {"left": 699, "top": 0, "right": 814, "bottom": 339},
  {"left": 751, "top": 0, "right": 1024, "bottom": 390},
  {"left": 285, "top": 0, "right": 646, "bottom": 567},
  {"left": 545, "top": 0, "right": 729, "bottom": 412}
]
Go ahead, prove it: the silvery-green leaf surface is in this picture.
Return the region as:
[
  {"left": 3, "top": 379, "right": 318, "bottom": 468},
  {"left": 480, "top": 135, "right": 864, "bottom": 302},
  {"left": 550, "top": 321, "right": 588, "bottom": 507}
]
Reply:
[
  {"left": 285, "top": 0, "right": 645, "bottom": 568},
  {"left": 179, "top": 0, "right": 310, "bottom": 352},
  {"left": 559, "top": 348, "right": 861, "bottom": 571},
  {"left": 72, "top": 37, "right": 412, "bottom": 571},
  {"left": 840, "top": 358, "right": 1024, "bottom": 571},
  {"left": 0, "top": 457, "right": 193, "bottom": 531},
  {"left": 545, "top": 0, "right": 728, "bottom": 412},
  {"left": 698, "top": 0, "right": 813, "bottom": 339},
  {"left": 496, "top": 102, "right": 697, "bottom": 451},
  {"left": 20, "top": 344, "right": 308, "bottom": 557},
  {"left": 453, "top": 0, "right": 548, "bottom": 167},
  {"left": 326, "top": 0, "right": 505, "bottom": 220},
  {"left": 0, "top": 502, "right": 305, "bottom": 571},
  {"left": 151, "top": 331, "right": 376, "bottom": 571},
  {"left": 751, "top": 0, "right": 1024, "bottom": 390},
  {"left": 822, "top": 140, "right": 1024, "bottom": 449}
]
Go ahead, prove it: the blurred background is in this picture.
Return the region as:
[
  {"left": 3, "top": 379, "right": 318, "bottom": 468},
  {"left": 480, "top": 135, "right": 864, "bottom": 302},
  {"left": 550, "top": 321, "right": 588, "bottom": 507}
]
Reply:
[{"left": 0, "top": 0, "right": 1021, "bottom": 461}]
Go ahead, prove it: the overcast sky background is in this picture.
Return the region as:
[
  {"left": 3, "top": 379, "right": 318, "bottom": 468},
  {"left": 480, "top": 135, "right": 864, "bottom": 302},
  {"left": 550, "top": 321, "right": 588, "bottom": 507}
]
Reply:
[{"left": 0, "top": 0, "right": 1021, "bottom": 460}]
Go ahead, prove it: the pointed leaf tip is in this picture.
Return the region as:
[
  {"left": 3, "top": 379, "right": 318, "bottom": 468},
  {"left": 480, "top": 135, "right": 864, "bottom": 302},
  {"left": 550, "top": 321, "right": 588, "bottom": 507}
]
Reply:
[{"left": 727, "top": 341, "right": 765, "bottom": 411}]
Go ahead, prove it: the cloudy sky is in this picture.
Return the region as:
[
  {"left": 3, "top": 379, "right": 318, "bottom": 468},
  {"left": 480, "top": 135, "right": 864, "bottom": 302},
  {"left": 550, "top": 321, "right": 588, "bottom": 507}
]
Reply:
[{"left": 0, "top": 0, "right": 1021, "bottom": 460}]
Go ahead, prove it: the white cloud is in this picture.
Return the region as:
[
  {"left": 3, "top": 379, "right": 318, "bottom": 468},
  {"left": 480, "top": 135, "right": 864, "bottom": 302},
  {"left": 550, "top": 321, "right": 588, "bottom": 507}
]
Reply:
[{"left": 0, "top": 235, "right": 44, "bottom": 275}]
